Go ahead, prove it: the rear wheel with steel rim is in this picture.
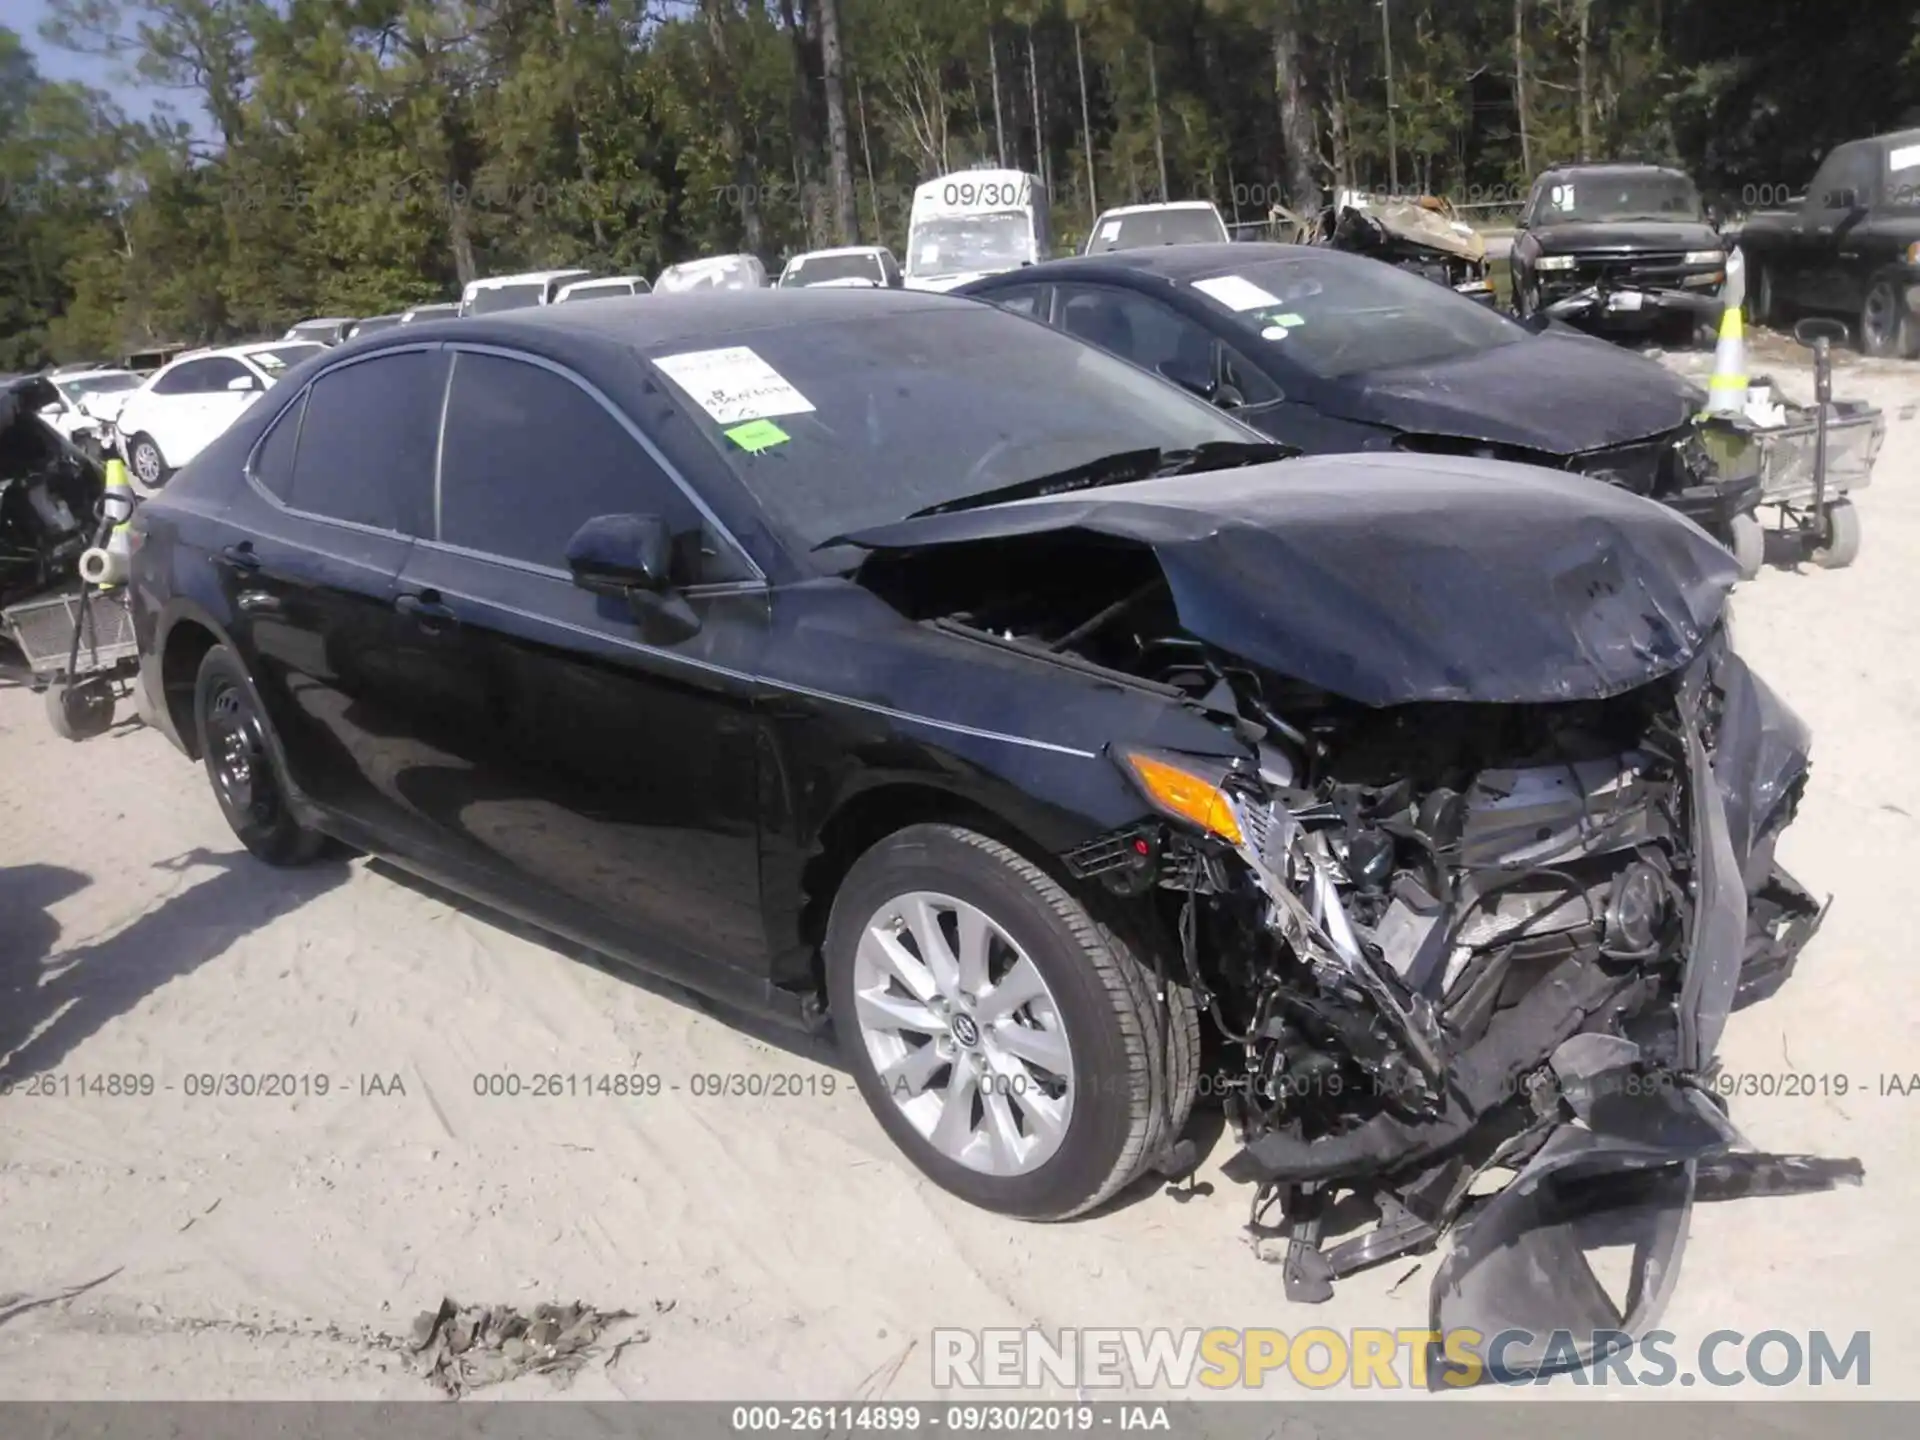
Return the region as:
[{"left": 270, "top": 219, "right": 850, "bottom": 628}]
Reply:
[
  {"left": 1859, "top": 280, "right": 1905, "bottom": 358},
  {"left": 826, "top": 823, "right": 1198, "bottom": 1219},
  {"left": 193, "top": 644, "right": 325, "bottom": 865}
]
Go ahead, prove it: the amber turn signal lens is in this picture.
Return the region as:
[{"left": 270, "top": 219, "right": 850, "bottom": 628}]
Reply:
[{"left": 1123, "top": 752, "right": 1245, "bottom": 845}]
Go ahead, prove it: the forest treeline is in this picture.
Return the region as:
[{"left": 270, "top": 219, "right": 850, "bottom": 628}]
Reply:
[{"left": 3, "top": 0, "right": 1918, "bottom": 367}]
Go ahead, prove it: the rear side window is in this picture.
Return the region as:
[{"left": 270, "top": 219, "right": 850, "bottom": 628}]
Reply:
[
  {"left": 437, "top": 350, "right": 748, "bottom": 583},
  {"left": 250, "top": 390, "right": 306, "bottom": 500},
  {"left": 285, "top": 350, "right": 445, "bottom": 533}
]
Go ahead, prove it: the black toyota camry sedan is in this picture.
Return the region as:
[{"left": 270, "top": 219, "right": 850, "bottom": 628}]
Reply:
[
  {"left": 128, "top": 289, "right": 1832, "bottom": 1368},
  {"left": 955, "top": 243, "right": 1766, "bottom": 568}
]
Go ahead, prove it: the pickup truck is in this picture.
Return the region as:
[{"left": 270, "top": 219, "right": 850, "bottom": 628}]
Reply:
[{"left": 1735, "top": 128, "right": 1920, "bottom": 357}]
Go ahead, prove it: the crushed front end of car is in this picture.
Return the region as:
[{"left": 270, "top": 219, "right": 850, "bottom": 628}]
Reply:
[{"left": 842, "top": 453, "right": 1859, "bottom": 1381}]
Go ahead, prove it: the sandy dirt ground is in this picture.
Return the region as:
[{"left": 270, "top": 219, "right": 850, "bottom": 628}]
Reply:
[{"left": 3, "top": 342, "right": 1918, "bottom": 1403}]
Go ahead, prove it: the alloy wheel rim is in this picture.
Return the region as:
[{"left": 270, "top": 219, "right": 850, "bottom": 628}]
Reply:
[
  {"left": 852, "top": 890, "right": 1075, "bottom": 1177},
  {"left": 208, "top": 684, "right": 277, "bottom": 827},
  {"left": 133, "top": 444, "right": 160, "bottom": 483}
]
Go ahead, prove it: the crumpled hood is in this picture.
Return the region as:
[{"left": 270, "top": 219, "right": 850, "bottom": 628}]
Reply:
[
  {"left": 1315, "top": 332, "right": 1696, "bottom": 455},
  {"left": 839, "top": 452, "right": 1739, "bottom": 707},
  {"left": 1530, "top": 219, "right": 1722, "bottom": 255}
]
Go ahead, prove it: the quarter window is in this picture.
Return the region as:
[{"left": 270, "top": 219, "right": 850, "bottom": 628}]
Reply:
[
  {"left": 437, "top": 350, "right": 749, "bottom": 584},
  {"left": 250, "top": 389, "right": 306, "bottom": 500}
]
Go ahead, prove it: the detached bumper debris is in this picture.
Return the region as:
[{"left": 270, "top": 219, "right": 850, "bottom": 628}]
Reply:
[{"left": 406, "top": 1297, "right": 636, "bottom": 1396}]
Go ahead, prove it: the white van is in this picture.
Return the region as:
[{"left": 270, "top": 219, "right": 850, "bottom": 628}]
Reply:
[
  {"left": 458, "top": 269, "right": 595, "bottom": 317},
  {"left": 903, "top": 169, "right": 1050, "bottom": 292}
]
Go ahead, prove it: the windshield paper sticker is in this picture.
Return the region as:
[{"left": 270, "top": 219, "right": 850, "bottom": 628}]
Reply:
[
  {"left": 1551, "top": 182, "right": 1575, "bottom": 210},
  {"left": 1890, "top": 143, "right": 1920, "bottom": 171},
  {"left": 1193, "top": 274, "right": 1284, "bottom": 311},
  {"left": 724, "top": 419, "right": 790, "bottom": 453},
  {"left": 1099, "top": 220, "right": 1122, "bottom": 241},
  {"left": 652, "top": 347, "right": 817, "bottom": 426}
]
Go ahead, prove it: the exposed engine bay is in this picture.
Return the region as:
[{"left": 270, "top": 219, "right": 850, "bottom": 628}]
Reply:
[
  {"left": 1270, "top": 195, "right": 1495, "bottom": 304},
  {"left": 855, "top": 496, "right": 1859, "bottom": 1382},
  {"left": 2, "top": 377, "right": 105, "bottom": 609}
]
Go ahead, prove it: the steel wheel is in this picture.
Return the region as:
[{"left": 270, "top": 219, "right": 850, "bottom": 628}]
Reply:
[
  {"left": 851, "top": 889, "right": 1075, "bottom": 1177},
  {"left": 205, "top": 680, "right": 281, "bottom": 831},
  {"left": 1860, "top": 281, "right": 1900, "bottom": 358}
]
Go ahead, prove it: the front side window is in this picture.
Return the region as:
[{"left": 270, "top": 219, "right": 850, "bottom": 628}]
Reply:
[
  {"left": 152, "top": 361, "right": 219, "bottom": 396},
  {"left": 284, "top": 350, "right": 444, "bottom": 533},
  {"left": 982, "top": 285, "right": 1045, "bottom": 318},
  {"left": 437, "top": 351, "right": 749, "bottom": 584}
]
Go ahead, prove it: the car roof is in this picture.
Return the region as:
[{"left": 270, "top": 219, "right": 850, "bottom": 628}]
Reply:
[
  {"left": 289, "top": 316, "right": 356, "bottom": 326},
  {"left": 467, "top": 270, "right": 592, "bottom": 291},
  {"left": 788, "top": 246, "right": 890, "bottom": 261},
  {"left": 1536, "top": 161, "right": 1693, "bottom": 180},
  {"left": 1096, "top": 201, "right": 1224, "bottom": 218},
  {"left": 968, "top": 240, "right": 1331, "bottom": 288},
  {"left": 51, "top": 367, "right": 136, "bottom": 382},
  {"left": 173, "top": 339, "right": 328, "bottom": 365}
]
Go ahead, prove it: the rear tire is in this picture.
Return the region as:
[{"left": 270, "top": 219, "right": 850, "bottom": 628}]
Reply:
[
  {"left": 1809, "top": 499, "right": 1861, "bottom": 569},
  {"left": 1749, "top": 264, "right": 1777, "bottom": 328},
  {"left": 193, "top": 644, "right": 325, "bottom": 865},
  {"left": 826, "top": 823, "right": 1198, "bottom": 1221},
  {"left": 1859, "top": 280, "right": 1903, "bottom": 359}
]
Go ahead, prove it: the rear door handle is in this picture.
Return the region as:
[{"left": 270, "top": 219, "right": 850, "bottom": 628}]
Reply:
[
  {"left": 396, "top": 590, "right": 457, "bottom": 634},
  {"left": 217, "top": 542, "right": 262, "bottom": 572}
]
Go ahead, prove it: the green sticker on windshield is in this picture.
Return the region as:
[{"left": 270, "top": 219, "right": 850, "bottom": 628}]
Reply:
[
  {"left": 1272, "top": 312, "right": 1306, "bottom": 326},
  {"left": 725, "top": 418, "right": 790, "bottom": 453}
]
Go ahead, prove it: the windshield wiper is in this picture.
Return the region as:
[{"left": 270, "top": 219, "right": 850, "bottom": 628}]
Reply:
[{"left": 907, "top": 440, "right": 1295, "bottom": 520}]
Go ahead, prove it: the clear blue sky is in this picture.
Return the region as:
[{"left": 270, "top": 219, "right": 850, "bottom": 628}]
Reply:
[{"left": 2, "top": 0, "right": 202, "bottom": 130}]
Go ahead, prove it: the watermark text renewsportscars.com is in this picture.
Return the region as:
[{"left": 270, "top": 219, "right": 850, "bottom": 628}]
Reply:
[{"left": 933, "top": 1327, "right": 1871, "bottom": 1389}]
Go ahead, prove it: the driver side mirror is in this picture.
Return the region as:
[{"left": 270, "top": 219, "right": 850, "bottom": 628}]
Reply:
[
  {"left": 227, "top": 375, "right": 259, "bottom": 392},
  {"left": 567, "top": 512, "right": 674, "bottom": 594},
  {"left": 39, "top": 400, "right": 68, "bottom": 417},
  {"left": 567, "top": 512, "right": 702, "bottom": 643}
]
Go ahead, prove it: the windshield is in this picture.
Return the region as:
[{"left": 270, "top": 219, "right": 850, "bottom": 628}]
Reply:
[
  {"left": 1185, "top": 255, "right": 1526, "bottom": 380},
  {"left": 248, "top": 344, "right": 325, "bottom": 375},
  {"left": 1532, "top": 172, "right": 1705, "bottom": 224},
  {"left": 658, "top": 257, "right": 764, "bottom": 292},
  {"left": 906, "top": 214, "right": 1034, "bottom": 280},
  {"left": 1087, "top": 209, "right": 1227, "bottom": 253},
  {"left": 558, "top": 282, "right": 635, "bottom": 302},
  {"left": 60, "top": 373, "right": 141, "bottom": 398},
  {"left": 645, "top": 307, "right": 1257, "bottom": 555},
  {"left": 468, "top": 283, "right": 548, "bottom": 315},
  {"left": 782, "top": 253, "right": 886, "bottom": 287}
]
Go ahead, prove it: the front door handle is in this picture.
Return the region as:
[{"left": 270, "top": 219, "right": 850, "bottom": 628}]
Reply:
[
  {"left": 396, "top": 590, "right": 457, "bottom": 634},
  {"left": 217, "top": 542, "right": 262, "bottom": 572}
]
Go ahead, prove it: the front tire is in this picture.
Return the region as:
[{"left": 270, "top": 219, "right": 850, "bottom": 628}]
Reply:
[
  {"left": 127, "top": 433, "right": 170, "bottom": 489},
  {"left": 1724, "top": 512, "right": 1766, "bottom": 580},
  {"left": 193, "top": 644, "right": 324, "bottom": 865},
  {"left": 826, "top": 824, "right": 1198, "bottom": 1221},
  {"left": 1859, "top": 280, "right": 1906, "bottom": 358}
]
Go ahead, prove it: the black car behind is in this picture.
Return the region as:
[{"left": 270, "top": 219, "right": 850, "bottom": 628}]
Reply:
[
  {"left": 955, "top": 243, "right": 1760, "bottom": 552},
  {"left": 1508, "top": 162, "right": 1730, "bottom": 338},
  {"left": 128, "top": 289, "right": 1832, "bottom": 1370}
]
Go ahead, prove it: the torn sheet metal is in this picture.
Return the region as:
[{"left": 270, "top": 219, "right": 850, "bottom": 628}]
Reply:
[{"left": 840, "top": 451, "right": 1740, "bottom": 707}]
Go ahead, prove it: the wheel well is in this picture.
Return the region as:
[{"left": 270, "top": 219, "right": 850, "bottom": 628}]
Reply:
[
  {"left": 795, "top": 784, "right": 1060, "bottom": 1001},
  {"left": 160, "top": 619, "right": 218, "bottom": 758}
]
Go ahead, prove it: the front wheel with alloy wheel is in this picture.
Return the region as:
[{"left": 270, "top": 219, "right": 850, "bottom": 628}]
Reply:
[
  {"left": 826, "top": 824, "right": 1198, "bottom": 1220},
  {"left": 193, "top": 644, "right": 325, "bottom": 865},
  {"left": 127, "top": 433, "right": 171, "bottom": 488}
]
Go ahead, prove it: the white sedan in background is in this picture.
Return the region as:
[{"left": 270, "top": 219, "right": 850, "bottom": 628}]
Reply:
[
  {"left": 36, "top": 366, "right": 145, "bottom": 450},
  {"left": 112, "top": 341, "right": 325, "bottom": 487}
]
